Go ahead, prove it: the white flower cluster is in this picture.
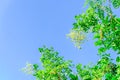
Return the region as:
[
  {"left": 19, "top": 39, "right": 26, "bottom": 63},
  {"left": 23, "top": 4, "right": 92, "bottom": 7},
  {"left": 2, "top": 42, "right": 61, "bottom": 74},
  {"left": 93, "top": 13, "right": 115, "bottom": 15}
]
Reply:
[
  {"left": 67, "top": 29, "right": 86, "bottom": 49},
  {"left": 21, "top": 62, "right": 33, "bottom": 75}
]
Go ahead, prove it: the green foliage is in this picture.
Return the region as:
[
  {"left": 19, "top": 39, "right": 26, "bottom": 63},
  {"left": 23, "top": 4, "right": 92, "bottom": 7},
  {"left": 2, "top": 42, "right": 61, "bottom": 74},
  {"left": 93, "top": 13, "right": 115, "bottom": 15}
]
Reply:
[
  {"left": 23, "top": 0, "right": 120, "bottom": 79},
  {"left": 32, "top": 46, "right": 77, "bottom": 80},
  {"left": 111, "top": 0, "right": 120, "bottom": 8},
  {"left": 72, "top": 0, "right": 120, "bottom": 54},
  {"left": 70, "top": 0, "right": 120, "bottom": 79}
]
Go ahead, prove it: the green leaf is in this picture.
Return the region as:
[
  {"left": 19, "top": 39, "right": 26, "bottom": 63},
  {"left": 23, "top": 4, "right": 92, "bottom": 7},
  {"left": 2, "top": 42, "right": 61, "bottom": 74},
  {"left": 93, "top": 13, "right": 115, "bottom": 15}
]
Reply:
[
  {"left": 116, "top": 56, "right": 120, "bottom": 62},
  {"left": 94, "top": 33, "right": 100, "bottom": 39},
  {"left": 75, "top": 15, "right": 80, "bottom": 20},
  {"left": 116, "top": 18, "right": 120, "bottom": 22},
  {"left": 105, "top": 73, "right": 112, "bottom": 79},
  {"left": 98, "top": 47, "right": 106, "bottom": 54},
  {"left": 33, "top": 64, "right": 39, "bottom": 70},
  {"left": 69, "top": 73, "right": 76, "bottom": 80},
  {"left": 111, "top": 76, "right": 117, "bottom": 80},
  {"left": 38, "top": 48, "right": 43, "bottom": 52},
  {"left": 73, "top": 23, "right": 78, "bottom": 29},
  {"left": 94, "top": 40, "right": 102, "bottom": 46}
]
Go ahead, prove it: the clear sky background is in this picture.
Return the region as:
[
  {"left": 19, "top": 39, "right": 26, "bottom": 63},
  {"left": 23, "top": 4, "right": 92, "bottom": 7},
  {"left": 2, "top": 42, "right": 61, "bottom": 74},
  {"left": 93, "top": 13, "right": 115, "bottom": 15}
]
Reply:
[{"left": 0, "top": 0, "right": 119, "bottom": 80}]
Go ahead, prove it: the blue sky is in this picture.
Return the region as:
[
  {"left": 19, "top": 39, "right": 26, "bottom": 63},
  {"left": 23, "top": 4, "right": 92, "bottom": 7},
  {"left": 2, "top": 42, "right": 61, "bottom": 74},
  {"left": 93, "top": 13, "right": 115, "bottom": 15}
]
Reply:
[{"left": 0, "top": 0, "right": 119, "bottom": 80}]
